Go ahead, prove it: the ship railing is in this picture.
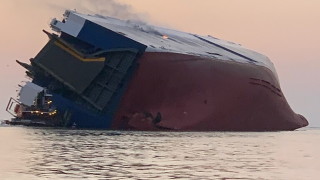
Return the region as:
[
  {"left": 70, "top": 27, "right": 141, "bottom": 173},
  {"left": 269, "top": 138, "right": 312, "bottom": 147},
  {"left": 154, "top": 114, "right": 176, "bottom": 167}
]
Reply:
[{"left": 6, "top": 97, "right": 21, "bottom": 117}]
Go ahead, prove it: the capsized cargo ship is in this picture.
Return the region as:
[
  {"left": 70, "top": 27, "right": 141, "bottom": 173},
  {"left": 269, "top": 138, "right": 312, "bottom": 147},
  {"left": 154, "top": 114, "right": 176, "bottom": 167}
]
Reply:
[{"left": 6, "top": 10, "right": 308, "bottom": 130}]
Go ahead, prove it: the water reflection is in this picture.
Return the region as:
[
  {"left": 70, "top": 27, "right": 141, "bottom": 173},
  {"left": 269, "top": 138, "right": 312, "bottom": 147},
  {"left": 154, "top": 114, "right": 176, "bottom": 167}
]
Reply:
[{"left": 0, "top": 127, "right": 320, "bottom": 180}]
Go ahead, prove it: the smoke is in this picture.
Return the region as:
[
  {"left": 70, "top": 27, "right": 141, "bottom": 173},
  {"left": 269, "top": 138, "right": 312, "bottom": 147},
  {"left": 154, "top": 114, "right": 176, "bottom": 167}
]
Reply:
[
  {"left": 45, "top": 0, "right": 165, "bottom": 36},
  {"left": 45, "top": 0, "right": 147, "bottom": 21},
  {"left": 125, "top": 20, "right": 164, "bottom": 36}
]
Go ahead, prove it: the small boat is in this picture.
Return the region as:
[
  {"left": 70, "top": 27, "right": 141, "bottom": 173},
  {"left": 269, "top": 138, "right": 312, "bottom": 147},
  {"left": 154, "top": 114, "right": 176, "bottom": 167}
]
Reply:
[{"left": 6, "top": 82, "right": 60, "bottom": 127}]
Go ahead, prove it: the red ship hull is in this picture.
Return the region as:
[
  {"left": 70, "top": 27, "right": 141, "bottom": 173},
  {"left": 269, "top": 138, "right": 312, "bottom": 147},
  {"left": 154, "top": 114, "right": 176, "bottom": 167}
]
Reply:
[{"left": 113, "top": 52, "right": 308, "bottom": 131}]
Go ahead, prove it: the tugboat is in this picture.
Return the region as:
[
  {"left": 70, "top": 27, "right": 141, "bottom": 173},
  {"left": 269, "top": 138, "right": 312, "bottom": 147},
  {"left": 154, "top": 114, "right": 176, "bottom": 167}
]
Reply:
[{"left": 6, "top": 82, "right": 59, "bottom": 126}]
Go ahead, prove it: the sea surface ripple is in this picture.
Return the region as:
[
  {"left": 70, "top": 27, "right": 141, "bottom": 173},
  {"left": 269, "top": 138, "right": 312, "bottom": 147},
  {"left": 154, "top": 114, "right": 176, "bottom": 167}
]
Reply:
[{"left": 0, "top": 126, "right": 319, "bottom": 180}]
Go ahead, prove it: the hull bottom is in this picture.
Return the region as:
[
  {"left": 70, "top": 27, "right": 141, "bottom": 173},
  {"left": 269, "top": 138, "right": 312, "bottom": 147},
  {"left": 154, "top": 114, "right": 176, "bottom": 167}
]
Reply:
[{"left": 111, "top": 52, "right": 308, "bottom": 131}]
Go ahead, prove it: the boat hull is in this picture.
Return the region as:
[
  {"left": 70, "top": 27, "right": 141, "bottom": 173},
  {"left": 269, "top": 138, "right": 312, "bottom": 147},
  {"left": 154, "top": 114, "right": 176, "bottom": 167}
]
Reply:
[
  {"left": 9, "top": 10, "right": 308, "bottom": 131},
  {"left": 112, "top": 52, "right": 308, "bottom": 131}
]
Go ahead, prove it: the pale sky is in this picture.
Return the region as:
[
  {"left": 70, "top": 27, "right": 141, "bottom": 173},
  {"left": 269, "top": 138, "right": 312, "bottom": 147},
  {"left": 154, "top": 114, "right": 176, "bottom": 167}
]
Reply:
[{"left": 0, "top": 0, "right": 319, "bottom": 126}]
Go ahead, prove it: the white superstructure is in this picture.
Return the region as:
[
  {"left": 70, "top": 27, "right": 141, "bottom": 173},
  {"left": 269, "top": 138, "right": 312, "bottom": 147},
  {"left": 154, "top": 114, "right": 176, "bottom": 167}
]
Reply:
[{"left": 18, "top": 82, "right": 44, "bottom": 106}]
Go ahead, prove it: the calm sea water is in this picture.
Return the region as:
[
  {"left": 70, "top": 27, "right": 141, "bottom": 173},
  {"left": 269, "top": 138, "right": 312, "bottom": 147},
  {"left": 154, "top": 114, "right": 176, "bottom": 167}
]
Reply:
[{"left": 0, "top": 125, "right": 319, "bottom": 180}]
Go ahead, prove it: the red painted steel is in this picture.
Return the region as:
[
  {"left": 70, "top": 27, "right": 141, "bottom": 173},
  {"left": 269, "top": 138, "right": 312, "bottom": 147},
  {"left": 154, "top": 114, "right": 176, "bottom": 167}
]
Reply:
[{"left": 112, "top": 52, "right": 308, "bottom": 131}]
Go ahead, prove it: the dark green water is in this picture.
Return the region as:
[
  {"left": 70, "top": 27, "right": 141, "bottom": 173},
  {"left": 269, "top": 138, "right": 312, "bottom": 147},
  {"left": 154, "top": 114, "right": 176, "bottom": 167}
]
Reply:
[{"left": 0, "top": 126, "right": 319, "bottom": 180}]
